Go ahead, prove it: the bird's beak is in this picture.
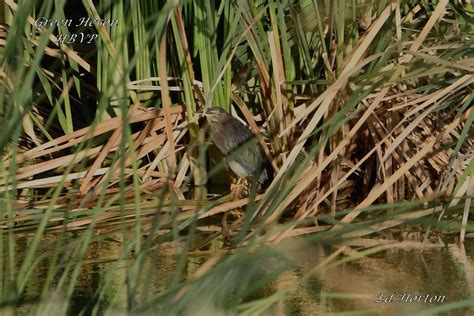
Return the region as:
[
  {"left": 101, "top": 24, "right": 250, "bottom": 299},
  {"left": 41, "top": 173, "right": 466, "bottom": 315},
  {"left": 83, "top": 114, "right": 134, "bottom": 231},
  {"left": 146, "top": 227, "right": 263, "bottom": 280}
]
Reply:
[{"left": 195, "top": 107, "right": 209, "bottom": 118}]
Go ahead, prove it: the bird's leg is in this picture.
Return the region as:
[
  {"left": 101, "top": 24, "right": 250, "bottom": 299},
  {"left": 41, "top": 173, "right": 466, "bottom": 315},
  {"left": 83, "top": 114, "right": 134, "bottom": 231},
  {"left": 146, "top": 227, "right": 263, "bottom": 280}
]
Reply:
[{"left": 230, "top": 178, "right": 245, "bottom": 200}]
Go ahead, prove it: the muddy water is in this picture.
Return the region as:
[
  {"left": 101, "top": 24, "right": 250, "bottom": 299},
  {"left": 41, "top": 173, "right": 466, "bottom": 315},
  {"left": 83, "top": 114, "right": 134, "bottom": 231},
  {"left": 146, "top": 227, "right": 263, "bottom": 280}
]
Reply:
[{"left": 5, "top": 234, "right": 474, "bottom": 315}]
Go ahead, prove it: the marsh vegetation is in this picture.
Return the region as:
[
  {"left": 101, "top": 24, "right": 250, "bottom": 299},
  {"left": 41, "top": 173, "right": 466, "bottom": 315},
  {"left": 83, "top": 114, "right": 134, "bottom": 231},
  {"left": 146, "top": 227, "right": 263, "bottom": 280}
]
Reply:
[{"left": 0, "top": 0, "right": 473, "bottom": 314}]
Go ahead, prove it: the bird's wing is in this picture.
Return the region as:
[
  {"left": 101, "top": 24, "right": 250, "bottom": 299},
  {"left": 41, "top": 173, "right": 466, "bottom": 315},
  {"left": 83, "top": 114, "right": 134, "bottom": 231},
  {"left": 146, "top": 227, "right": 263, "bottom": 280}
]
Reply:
[{"left": 228, "top": 139, "right": 264, "bottom": 177}]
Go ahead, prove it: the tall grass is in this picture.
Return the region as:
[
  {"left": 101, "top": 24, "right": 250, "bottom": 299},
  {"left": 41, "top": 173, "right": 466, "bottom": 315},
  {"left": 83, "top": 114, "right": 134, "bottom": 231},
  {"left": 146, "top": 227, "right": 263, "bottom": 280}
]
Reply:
[{"left": 0, "top": 0, "right": 473, "bottom": 314}]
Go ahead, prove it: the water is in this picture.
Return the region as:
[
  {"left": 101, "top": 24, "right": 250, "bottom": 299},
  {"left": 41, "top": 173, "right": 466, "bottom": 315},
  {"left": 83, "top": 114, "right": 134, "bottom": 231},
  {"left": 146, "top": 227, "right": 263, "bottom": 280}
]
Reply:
[{"left": 4, "top": 234, "right": 474, "bottom": 315}]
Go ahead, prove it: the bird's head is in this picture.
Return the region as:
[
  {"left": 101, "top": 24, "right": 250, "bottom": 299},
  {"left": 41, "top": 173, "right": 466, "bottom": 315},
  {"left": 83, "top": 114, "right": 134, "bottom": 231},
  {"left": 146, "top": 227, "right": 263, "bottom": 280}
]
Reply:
[{"left": 197, "top": 106, "right": 228, "bottom": 123}]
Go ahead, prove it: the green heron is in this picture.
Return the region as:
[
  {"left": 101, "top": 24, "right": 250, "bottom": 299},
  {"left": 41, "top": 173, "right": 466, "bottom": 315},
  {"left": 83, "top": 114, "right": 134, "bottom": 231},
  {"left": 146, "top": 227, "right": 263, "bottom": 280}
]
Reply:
[{"left": 199, "top": 107, "right": 269, "bottom": 185}]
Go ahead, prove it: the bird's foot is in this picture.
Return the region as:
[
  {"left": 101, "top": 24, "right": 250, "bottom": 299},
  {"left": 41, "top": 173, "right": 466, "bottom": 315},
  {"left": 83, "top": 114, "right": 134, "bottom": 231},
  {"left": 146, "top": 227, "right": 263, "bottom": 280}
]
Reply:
[{"left": 222, "top": 209, "right": 245, "bottom": 239}]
